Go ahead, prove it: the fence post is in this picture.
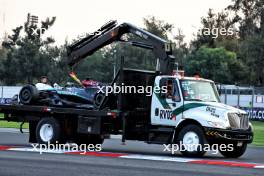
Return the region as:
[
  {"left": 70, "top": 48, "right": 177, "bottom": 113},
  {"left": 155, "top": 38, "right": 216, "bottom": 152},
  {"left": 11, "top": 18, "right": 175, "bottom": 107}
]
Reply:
[
  {"left": 237, "top": 86, "right": 240, "bottom": 108},
  {"left": 224, "top": 87, "right": 227, "bottom": 104},
  {"left": 1, "top": 86, "right": 3, "bottom": 99},
  {"left": 251, "top": 86, "right": 254, "bottom": 119}
]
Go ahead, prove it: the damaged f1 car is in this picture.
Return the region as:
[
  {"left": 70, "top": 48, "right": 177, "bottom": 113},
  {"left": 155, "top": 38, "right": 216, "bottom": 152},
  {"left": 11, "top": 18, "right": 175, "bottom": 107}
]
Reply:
[{"left": 18, "top": 72, "right": 105, "bottom": 109}]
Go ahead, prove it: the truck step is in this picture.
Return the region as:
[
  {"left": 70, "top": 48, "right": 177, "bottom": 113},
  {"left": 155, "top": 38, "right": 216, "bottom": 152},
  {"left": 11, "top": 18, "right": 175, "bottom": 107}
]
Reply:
[{"left": 149, "top": 127, "right": 174, "bottom": 133}]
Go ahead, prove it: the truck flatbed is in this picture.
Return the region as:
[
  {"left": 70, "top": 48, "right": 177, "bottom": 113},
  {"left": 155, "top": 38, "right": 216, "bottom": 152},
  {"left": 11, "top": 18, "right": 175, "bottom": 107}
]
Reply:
[
  {"left": 0, "top": 104, "right": 113, "bottom": 121},
  {"left": 0, "top": 104, "right": 116, "bottom": 144}
]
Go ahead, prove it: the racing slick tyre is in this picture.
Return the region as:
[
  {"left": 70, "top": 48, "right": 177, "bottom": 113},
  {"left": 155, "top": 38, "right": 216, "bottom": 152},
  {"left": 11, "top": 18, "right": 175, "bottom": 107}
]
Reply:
[
  {"left": 74, "top": 134, "right": 104, "bottom": 146},
  {"left": 219, "top": 142, "right": 247, "bottom": 158},
  {"left": 19, "top": 85, "right": 39, "bottom": 105},
  {"left": 177, "top": 125, "right": 207, "bottom": 157},
  {"left": 36, "top": 118, "right": 65, "bottom": 144}
]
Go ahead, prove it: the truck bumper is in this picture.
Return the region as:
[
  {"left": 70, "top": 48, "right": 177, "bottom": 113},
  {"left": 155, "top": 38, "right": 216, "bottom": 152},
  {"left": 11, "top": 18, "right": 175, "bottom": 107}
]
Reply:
[{"left": 204, "top": 127, "right": 253, "bottom": 144}]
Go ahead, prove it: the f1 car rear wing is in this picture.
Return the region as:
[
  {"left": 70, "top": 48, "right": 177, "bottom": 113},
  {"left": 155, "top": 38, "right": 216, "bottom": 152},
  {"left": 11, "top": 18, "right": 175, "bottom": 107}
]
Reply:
[{"left": 67, "top": 20, "right": 175, "bottom": 75}]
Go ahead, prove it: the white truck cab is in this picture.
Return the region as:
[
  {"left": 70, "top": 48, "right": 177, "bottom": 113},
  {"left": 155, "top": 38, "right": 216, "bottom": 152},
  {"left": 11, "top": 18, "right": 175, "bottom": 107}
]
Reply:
[{"left": 150, "top": 74, "right": 253, "bottom": 157}]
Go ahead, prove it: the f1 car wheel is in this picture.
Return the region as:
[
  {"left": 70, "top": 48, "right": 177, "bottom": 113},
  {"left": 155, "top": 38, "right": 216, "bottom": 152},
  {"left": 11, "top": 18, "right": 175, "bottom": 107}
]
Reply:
[
  {"left": 36, "top": 118, "right": 64, "bottom": 144},
  {"left": 19, "top": 85, "right": 39, "bottom": 105},
  {"left": 219, "top": 142, "right": 247, "bottom": 158},
  {"left": 177, "top": 125, "right": 207, "bottom": 157}
]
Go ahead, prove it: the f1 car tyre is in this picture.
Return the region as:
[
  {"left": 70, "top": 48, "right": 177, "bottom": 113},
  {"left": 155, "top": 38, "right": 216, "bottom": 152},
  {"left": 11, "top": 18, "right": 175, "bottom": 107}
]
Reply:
[{"left": 19, "top": 85, "right": 39, "bottom": 105}]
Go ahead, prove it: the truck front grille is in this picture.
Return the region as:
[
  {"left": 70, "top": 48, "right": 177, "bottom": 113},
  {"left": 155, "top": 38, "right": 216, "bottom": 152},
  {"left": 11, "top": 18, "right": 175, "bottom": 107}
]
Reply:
[{"left": 228, "top": 113, "right": 249, "bottom": 130}]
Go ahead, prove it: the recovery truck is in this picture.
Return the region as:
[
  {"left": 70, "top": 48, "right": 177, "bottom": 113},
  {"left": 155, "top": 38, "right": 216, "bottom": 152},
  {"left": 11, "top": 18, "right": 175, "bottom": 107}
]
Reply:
[{"left": 0, "top": 21, "right": 253, "bottom": 158}]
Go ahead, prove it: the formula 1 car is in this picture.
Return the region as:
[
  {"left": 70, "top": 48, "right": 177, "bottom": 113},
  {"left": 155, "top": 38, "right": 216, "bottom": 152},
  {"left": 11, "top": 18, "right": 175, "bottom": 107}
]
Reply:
[{"left": 18, "top": 73, "right": 105, "bottom": 109}]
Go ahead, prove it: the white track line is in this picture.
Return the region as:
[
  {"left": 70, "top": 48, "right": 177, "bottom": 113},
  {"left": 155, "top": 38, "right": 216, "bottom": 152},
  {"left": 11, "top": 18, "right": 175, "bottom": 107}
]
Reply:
[
  {"left": 120, "top": 154, "right": 196, "bottom": 163},
  {"left": 8, "top": 147, "right": 65, "bottom": 154},
  {"left": 2, "top": 146, "right": 264, "bottom": 169}
]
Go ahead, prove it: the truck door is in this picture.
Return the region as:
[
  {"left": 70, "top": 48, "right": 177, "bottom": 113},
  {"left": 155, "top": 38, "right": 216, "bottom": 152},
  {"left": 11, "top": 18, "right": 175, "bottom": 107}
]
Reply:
[{"left": 151, "top": 77, "right": 183, "bottom": 126}]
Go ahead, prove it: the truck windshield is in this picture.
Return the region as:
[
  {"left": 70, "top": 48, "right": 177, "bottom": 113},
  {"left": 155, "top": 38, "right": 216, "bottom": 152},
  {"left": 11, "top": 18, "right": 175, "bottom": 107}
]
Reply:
[{"left": 180, "top": 80, "right": 220, "bottom": 102}]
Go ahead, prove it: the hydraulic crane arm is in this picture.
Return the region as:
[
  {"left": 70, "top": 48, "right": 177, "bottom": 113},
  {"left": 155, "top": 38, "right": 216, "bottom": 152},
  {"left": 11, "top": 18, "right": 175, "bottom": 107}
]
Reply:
[{"left": 67, "top": 20, "right": 175, "bottom": 74}]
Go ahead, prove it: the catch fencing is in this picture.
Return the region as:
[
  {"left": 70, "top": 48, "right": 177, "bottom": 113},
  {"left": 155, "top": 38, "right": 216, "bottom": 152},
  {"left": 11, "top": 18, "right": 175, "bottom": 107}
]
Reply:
[{"left": 220, "top": 85, "right": 264, "bottom": 121}]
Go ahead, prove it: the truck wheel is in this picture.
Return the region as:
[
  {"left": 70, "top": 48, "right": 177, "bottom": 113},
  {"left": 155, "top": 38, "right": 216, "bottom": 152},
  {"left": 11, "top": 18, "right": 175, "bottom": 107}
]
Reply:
[
  {"left": 36, "top": 118, "right": 64, "bottom": 144},
  {"left": 219, "top": 143, "right": 247, "bottom": 158},
  {"left": 75, "top": 134, "right": 104, "bottom": 145},
  {"left": 177, "top": 125, "right": 207, "bottom": 157},
  {"left": 19, "top": 85, "right": 39, "bottom": 105}
]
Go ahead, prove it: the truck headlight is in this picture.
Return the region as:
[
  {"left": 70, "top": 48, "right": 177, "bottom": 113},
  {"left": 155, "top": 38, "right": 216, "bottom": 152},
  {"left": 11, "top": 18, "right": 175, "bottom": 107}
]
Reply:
[{"left": 207, "top": 121, "right": 228, "bottom": 129}]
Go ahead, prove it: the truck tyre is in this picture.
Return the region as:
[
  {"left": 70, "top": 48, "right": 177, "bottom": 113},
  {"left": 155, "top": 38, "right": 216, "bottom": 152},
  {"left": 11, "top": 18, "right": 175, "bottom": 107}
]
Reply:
[
  {"left": 36, "top": 118, "right": 64, "bottom": 144},
  {"left": 19, "top": 85, "right": 39, "bottom": 105},
  {"left": 177, "top": 125, "right": 207, "bottom": 157},
  {"left": 75, "top": 134, "right": 104, "bottom": 145},
  {"left": 219, "top": 142, "right": 247, "bottom": 158}
]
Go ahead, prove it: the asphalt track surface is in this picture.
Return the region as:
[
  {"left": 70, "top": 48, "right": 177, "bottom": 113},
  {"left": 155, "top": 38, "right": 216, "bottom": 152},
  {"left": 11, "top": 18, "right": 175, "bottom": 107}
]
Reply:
[{"left": 0, "top": 129, "right": 264, "bottom": 176}]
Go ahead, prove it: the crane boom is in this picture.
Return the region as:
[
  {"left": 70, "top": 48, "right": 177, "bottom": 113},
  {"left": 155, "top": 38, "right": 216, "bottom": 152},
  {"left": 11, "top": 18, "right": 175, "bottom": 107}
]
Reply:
[{"left": 67, "top": 20, "right": 175, "bottom": 74}]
